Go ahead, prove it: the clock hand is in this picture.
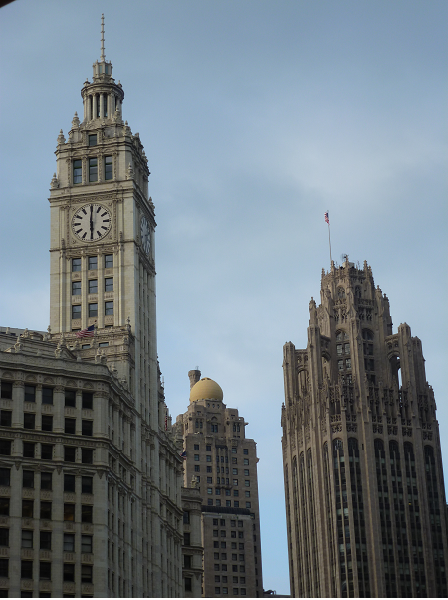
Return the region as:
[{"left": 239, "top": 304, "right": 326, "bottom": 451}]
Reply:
[{"left": 90, "top": 205, "right": 94, "bottom": 239}]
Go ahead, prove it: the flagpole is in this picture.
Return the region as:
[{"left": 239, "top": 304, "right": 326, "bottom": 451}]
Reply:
[{"left": 325, "top": 210, "right": 332, "bottom": 264}]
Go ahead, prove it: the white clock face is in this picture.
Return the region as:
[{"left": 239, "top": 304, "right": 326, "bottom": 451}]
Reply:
[
  {"left": 72, "top": 204, "right": 112, "bottom": 242},
  {"left": 140, "top": 216, "right": 151, "bottom": 255}
]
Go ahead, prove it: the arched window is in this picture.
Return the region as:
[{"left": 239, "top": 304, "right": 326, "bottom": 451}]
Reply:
[{"left": 337, "top": 287, "right": 346, "bottom": 300}]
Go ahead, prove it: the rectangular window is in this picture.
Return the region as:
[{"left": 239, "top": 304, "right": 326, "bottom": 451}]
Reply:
[
  {"left": 40, "top": 561, "right": 51, "bottom": 580},
  {"left": 40, "top": 531, "right": 51, "bottom": 550},
  {"left": 82, "top": 420, "right": 93, "bottom": 436},
  {"left": 64, "top": 533, "right": 75, "bottom": 552},
  {"left": 65, "top": 390, "right": 76, "bottom": 407},
  {"left": 89, "top": 158, "right": 98, "bottom": 182},
  {"left": 206, "top": 455, "right": 212, "bottom": 462},
  {"left": 104, "top": 277, "right": 114, "bottom": 292},
  {"left": 23, "top": 442, "right": 35, "bottom": 457},
  {"left": 73, "top": 160, "right": 82, "bottom": 184},
  {"left": 64, "top": 474, "right": 76, "bottom": 492},
  {"left": 23, "top": 413, "right": 35, "bottom": 430},
  {"left": 98, "top": 342, "right": 109, "bottom": 347},
  {"left": 105, "top": 254, "right": 113, "bottom": 269},
  {"left": 24, "top": 385, "right": 36, "bottom": 403},
  {"left": 245, "top": 491, "right": 250, "bottom": 497},
  {"left": 65, "top": 418, "right": 76, "bottom": 434},
  {"left": 64, "top": 504, "right": 75, "bottom": 522},
  {"left": 185, "top": 577, "right": 192, "bottom": 592},
  {"left": 194, "top": 465, "right": 200, "bottom": 472},
  {"left": 72, "top": 281, "right": 81, "bottom": 295},
  {"left": 194, "top": 454, "right": 199, "bottom": 461},
  {"left": 82, "top": 476, "right": 93, "bottom": 494},
  {"left": 41, "top": 472, "right": 52, "bottom": 490},
  {"left": 184, "top": 554, "right": 192, "bottom": 569},
  {"left": 22, "top": 529, "right": 33, "bottom": 548},
  {"left": 23, "top": 470, "right": 34, "bottom": 489},
  {"left": 64, "top": 563, "right": 75, "bottom": 582},
  {"left": 88, "top": 303, "right": 98, "bottom": 317},
  {"left": 0, "top": 528, "right": 9, "bottom": 547},
  {"left": 243, "top": 449, "right": 248, "bottom": 455},
  {"left": 234, "top": 501, "right": 239, "bottom": 507},
  {"left": 40, "top": 502, "right": 52, "bottom": 520},
  {"left": 42, "top": 387, "right": 53, "bottom": 405},
  {"left": 105, "top": 156, "right": 113, "bottom": 180},
  {"left": 207, "top": 488, "right": 213, "bottom": 495},
  {"left": 0, "top": 411, "right": 11, "bottom": 427},
  {"left": 243, "top": 458, "right": 249, "bottom": 465},
  {"left": 82, "top": 392, "right": 93, "bottom": 409},
  {"left": 184, "top": 532, "right": 190, "bottom": 546},
  {"left": 64, "top": 446, "right": 76, "bottom": 462},
  {"left": 22, "top": 500, "right": 34, "bottom": 518},
  {"left": 41, "top": 444, "right": 53, "bottom": 460},
  {"left": 41, "top": 415, "right": 53, "bottom": 432},
  {"left": 88, "top": 256, "right": 98, "bottom": 270},
  {"left": 246, "top": 502, "right": 251, "bottom": 508},
  {"left": 0, "top": 381, "right": 12, "bottom": 399},
  {"left": 81, "top": 565, "right": 93, "bottom": 583},
  {"left": 82, "top": 449, "right": 93, "bottom": 464},
  {"left": 72, "top": 257, "right": 81, "bottom": 272},
  {"left": 105, "top": 301, "right": 113, "bottom": 315},
  {"left": 244, "top": 480, "right": 250, "bottom": 487},
  {"left": 72, "top": 305, "right": 81, "bottom": 319},
  {"left": 88, "top": 134, "right": 97, "bottom": 146},
  {"left": 0, "top": 499, "right": 9, "bottom": 516},
  {"left": 88, "top": 279, "right": 98, "bottom": 294},
  {"left": 21, "top": 560, "right": 33, "bottom": 579},
  {"left": 82, "top": 505, "right": 93, "bottom": 523},
  {"left": 183, "top": 511, "right": 190, "bottom": 524}
]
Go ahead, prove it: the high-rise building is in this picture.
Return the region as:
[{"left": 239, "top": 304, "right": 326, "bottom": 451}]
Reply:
[
  {"left": 0, "top": 18, "right": 183, "bottom": 598},
  {"left": 174, "top": 370, "right": 264, "bottom": 597},
  {"left": 282, "top": 259, "right": 448, "bottom": 598}
]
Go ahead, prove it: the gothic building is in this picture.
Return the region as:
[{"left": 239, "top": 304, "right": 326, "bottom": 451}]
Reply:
[
  {"left": 0, "top": 18, "right": 183, "bottom": 598},
  {"left": 174, "top": 370, "right": 263, "bottom": 597},
  {"left": 282, "top": 259, "right": 448, "bottom": 598}
]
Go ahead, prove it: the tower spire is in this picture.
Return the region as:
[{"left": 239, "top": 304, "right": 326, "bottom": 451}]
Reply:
[{"left": 100, "top": 14, "right": 105, "bottom": 61}]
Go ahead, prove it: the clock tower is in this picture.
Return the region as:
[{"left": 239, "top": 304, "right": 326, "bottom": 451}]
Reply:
[{"left": 49, "top": 16, "right": 156, "bottom": 422}]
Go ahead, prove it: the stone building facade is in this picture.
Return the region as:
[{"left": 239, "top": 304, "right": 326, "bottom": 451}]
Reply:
[
  {"left": 282, "top": 259, "right": 448, "bottom": 597},
  {"left": 0, "top": 17, "right": 183, "bottom": 598},
  {"left": 174, "top": 370, "right": 263, "bottom": 598},
  {"left": 181, "top": 484, "right": 204, "bottom": 597}
]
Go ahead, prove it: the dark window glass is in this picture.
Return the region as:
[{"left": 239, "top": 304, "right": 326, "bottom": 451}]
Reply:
[
  {"left": 41, "top": 472, "right": 52, "bottom": 490},
  {"left": 64, "top": 474, "right": 76, "bottom": 492},
  {"left": 22, "top": 500, "right": 34, "bottom": 518},
  {"left": 40, "top": 562, "right": 51, "bottom": 580},
  {"left": 0, "top": 411, "right": 11, "bottom": 428},
  {"left": 105, "top": 277, "right": 113, "bottom": 292},
  {"left": 23, "top": 442, "right": 35, "bottom": 457},
  {"left": 81, "top": 565, "right": 93, "bottom": 583},
  {"left": 21, "top": 559, "right": 33, "bottom": 579},
  {"left": 65, "top": 418, "right": 76, "bottom": 434},
  {"left": 64, "top": 504, "right": 75, "bottom": 521},
  {"left": 184, "top": 532, "right": 190, "bottom": 546},
  {"left": 64, "top": 563, "right": 75, "bottom": 581},
  {"left": 0, "top": 499, "right": 9, "bottom": 516},
  {"left": 42, "top": 387, "right": 53, "bottom": 405},
  {"left": 82, "top": 476, "right": 93, "bottom": 494},
  {"left": 82, "top": 505, "right": 93, "bottom": 523},
  {"left": 41, "top": 415, "right": 53, "bottom": 432},
  {"left": 105, "top": 301, "right": 113, "bottom": 315},
  {"left": 64, "top": 446, "right": 76, "bottom": 462},
  {"left": 183, "top": 511, "right": 190, "bottom": 524},
  {"left": 23, "top": 413, "right": 35, "bottom": 430},
  {"left": 23, "top": 470, "right": 34, "bottom": 488},
  {"left": 40, "top": 502, "right": 51, "bottom": 520},
  {"left": 21, "top": 530, "right": 33, "bottom": 548},
  {"left": 105, "top": 254, "right": 113, "bottom": 269},
  {"left": 0, "top": 440, "right": 11, "bottom": 456},
  {"left": 72, "top": 281, "right": 81, "bottom": 296},
  {"left": 88, "top": 256, "right": 98, "bottom": 270},
  {"left": 0, "top": 382, "right": 12, "bottom": 400},
  {"left": 0, "top": 469, "right": 10, "bottom": 487},
  {"left": 65, "top": 390, "right": 76, "bottom": 407},
  {"left": 82, "top": 420, "right": 93, "bottom": 436},
  {"left": 88, "top": 134, "right": 97, "bottom": 147},
  {"left": 0, "top": 529, "right": 9, "bottom": 547},
  {"left": 73, "top": 160, "right": 82, "bottom": 184},
  {"left": 72, "top": 305, "right": 81, "bottom": 320},
  {"left": 105, "top": 156, "right": 113, "bottom": 180},
  {"left": 185, "top": 577, "right": 192, "bottom": 592},
  {"left": 88, "top": 279, "right": 98, "bottom": 294},
  {"left": 72, "top": 258, "right": 81, "bottom": 272},
  {"left": 82, "top": 449, "right": 93, "bottom": 464},
  {"left": 81, "top": 535, "right": 92, "bottom": 553},
  {"left": 88, "top": 303, "right": 98, "bottom": 318},
  {"left": 89, "top": 158, "right": 98, "bottom": 182},
  {"left": 184, "top": 554, "right": 192, "bottom": 568},
  {"left": 41, "top": 444, "right": 53, "bottom": 460},
  {"left": 40, "top": 531, "right": 51, "bottom": 550},
  {"left": 24, "top": 385, "right": 36, "bottom": 403},
  {"left": 82, "top": 392, "right": 93, "bottom": 409},
  {"left": 63, "top": 534, "right": 75, "bottom": 552}
]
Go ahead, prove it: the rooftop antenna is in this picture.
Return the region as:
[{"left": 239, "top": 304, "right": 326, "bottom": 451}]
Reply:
[{"left": 100, "top": 14, "right": 106, "bottom": 61}]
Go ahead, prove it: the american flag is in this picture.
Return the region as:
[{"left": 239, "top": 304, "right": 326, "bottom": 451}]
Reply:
[
  {"left": 75, "top": 324, "right": 95, "bottom": 339},
  {"left": 324, "top": 211, "right": 330, "bottom": 225},
  {"left": 179, "top": 450, "right": 187, "bottom": 459}
]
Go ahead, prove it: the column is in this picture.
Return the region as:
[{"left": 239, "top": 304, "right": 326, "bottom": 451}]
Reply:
[
  {"left": 53, "top": 386, "right": 65, "bottom": 434},
  {"left": 99, "top": 93, "right": 104, "bottom": 119},
  {"left": 81, "top": 254, "right": 88, "bottom": 330}
]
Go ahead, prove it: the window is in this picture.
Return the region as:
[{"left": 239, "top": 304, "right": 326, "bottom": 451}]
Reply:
[
  {"left": 23, "top": 384, "right": 36, "bottom": 403},
  {"left": 105, "top": 277, "right": 113, "bottom": 292},
  {"left": 23, "top": 413, "right": 35, "bottom": 429},
  {"left": 64, "top": 504, "right": 75, "bottom": 522},
  {"left": 22, "top": 530, "right": 33, "bottom": 548},
  {"left": 82, "top": 420, "right": 93, "bottom": 436},
  {"left": 82, "top": 505, "right": 93, "bottom": 523},
  {"left": 41, "top": 444, "right": 53, "bottom": 460},
  {"left": 64, "top": 533, "right": 75, "bottom": 552},
  {"left": 233, "top": 468, "right": 238, "bottom": 475},
  {"left": 41, "top": 415, "right": 53, "bottom": 431},
  {"left": 82, "top": 476, "right": 93, "bottom": 494},
  {"left": 206, "top": 445, "right": 211, "bottom": 451},
  {"left": 64, "top": 563, "right": 75, "bottom": 581},
  {"left": 82, "top": 392, "right": 93, "bottom": 409},
  {"left": 72, "top": 257, "right": 81, "bottom": 272},
  {"left": 105, "top": 301, "right": 113, "bottom": 315},
  {"left": 184, "top": 532, "right": 190, "bottom": 545},
  {"left": 65, "top": 418, "right": 76, "bottom": 434},
  {"left": 185, "top": 577, "right": 192, "bottom": 592},
  {"left": 65, "top": 446, "right": 76, "bottom": 462},
  {"left": 42, "top": 387, "right": 53, "bottom": 405},
  {"left": 245, "top": 491, "right": 250, "bottom": 497},
  {"left": 246, "top": 502, "right": 251, "bottom": 508},
  {"left": 98, "top": 342, "right": 109, "bottom": 347},
  {"left": 0, "top": 381, "right": 12, "bottom": 399},
  {"left": 82, "top": 449, "right": 93, "bottom": 464},
  {"left": 82, "top": 565, "right": 93, "bottom": 583},
  {"left": 223, "top": 588, "right": 228, "bottom": 595},
  {"left": 23, "top": 470, "right": 34, "bottom": 488},
  {"left": 206, "top": 455, "right": 211, "bottom": 462},
  {"left": 194, "top": 454, "right": 199, "bottom": 461},
  {"left": 64, "top": 474, "right": 76, "bottom": 492},
  {"left": 244, "top": 480, "right": 250, "bottom": 487},
  {"left": 234, "top": 501, "right": 239, "bottom": 507},
  {"left": 243, "top": 449, "right": 248, "bottom": 455},
  {"left": 72, "top": 281, "right": 81, "bottom": 295},
  {"left": 233, "top": 490, "right": 239, "bottom": 497},
  {"left": 88, "top": 303, "right": 98, "bottom": 317},
  {"left": 184, "top": 554, "right": 192, "bottom": 568},
  {"left": 243, "top": 458, "right": 249, "bottom": 465},
  {"left": 88, "top": 279, "right": 98, "bottom": 294},
  {"left": 0, "top": 529, "right": 8, "bottom": 547},
  {"left": 233, "top": 479, "right": 238, "bottom": 486},
  {"left": 105, "top": 156, "right": 113, "bottom": 180},
  {"left": 21, "top": 560, "right": 33, "bottom": 579},
  {"left": 0, "top": 411, "right": 11, "bottom": 427},
  {"left": 88, "top": 134, "right": 97, "bottom": 146},
  {"left": 22, "top": 500, "right": 34, "bottom": 518},
  {"left": 65, "top": 390, "right": 77, "bottom": 407},
  {"left": 89, "top": 158, "right": 98, "bottom": 182},
  {"left": 40, "top": 531, "right": 51, "bottom": 550},
  {"left": 0, "top": 499, "right": 9, "bottom": 516},
  {"left": 232, "top": 457, "right": 237, "bottom": 464},
  {"left": 183, "top": 511, "right": 190, "bottom": 524},
  {"left": 23, "top": 442, "right": 35, "bottom": 458},
  {"left": 105, "top": 254, "right": 113, "bottom": 269},
  {"left": 244, "top": 469, "right": 249, "bottom": 476},
  {"left": 87, "top": 256, "right": 98, "bottom": 271},
  {"left": 41, "top": 472, "right": 52, "bottom": 490},
  {"left": 207, "top": 488, "right": 213, "bottom": 495},
  {"left": 73, "top": 160, "right": 82, "bottom": 184},
  {"left": 194, "top": 465, "right": 200, "bottom": 472},
  {"left": 72, "top": 304, "right": 81, "bottom": 319},
  {"left": 207, "top": 466, "right": 212, "bottom": 473},
  {"left": 40, "top": 502, "right": 52, "bottom": 520},
  {"left": 40, "top": 562, "right": 51, "bottom": 580}
]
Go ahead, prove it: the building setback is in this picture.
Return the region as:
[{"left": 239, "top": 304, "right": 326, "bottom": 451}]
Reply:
[
  {"left": 0, "top": 17, "right": 183, "bottom": 598},
  {"left": 282, "top": 259, "right": 448, "bottom": 598},
  {"left": 174, "top": 370, "right": 263, "bottom": 597}
]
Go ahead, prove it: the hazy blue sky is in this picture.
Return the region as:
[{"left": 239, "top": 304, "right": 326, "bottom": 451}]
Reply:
[{"left": 1, "top": 0, "right": 447, "bottom": 594}]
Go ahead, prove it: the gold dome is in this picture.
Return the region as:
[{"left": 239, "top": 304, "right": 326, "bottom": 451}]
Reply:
[{"left": 190, "top": 377, "right": 223, "bottom": 403}]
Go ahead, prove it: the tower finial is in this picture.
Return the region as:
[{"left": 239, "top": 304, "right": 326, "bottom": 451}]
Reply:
[{"left": 100, "top": 14, "right": 105, "bottom": 61}]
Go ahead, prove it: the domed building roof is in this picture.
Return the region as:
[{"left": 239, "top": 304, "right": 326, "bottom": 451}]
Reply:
[{"left": 190, "top": 377, "right": 223, "bottom": 403}]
